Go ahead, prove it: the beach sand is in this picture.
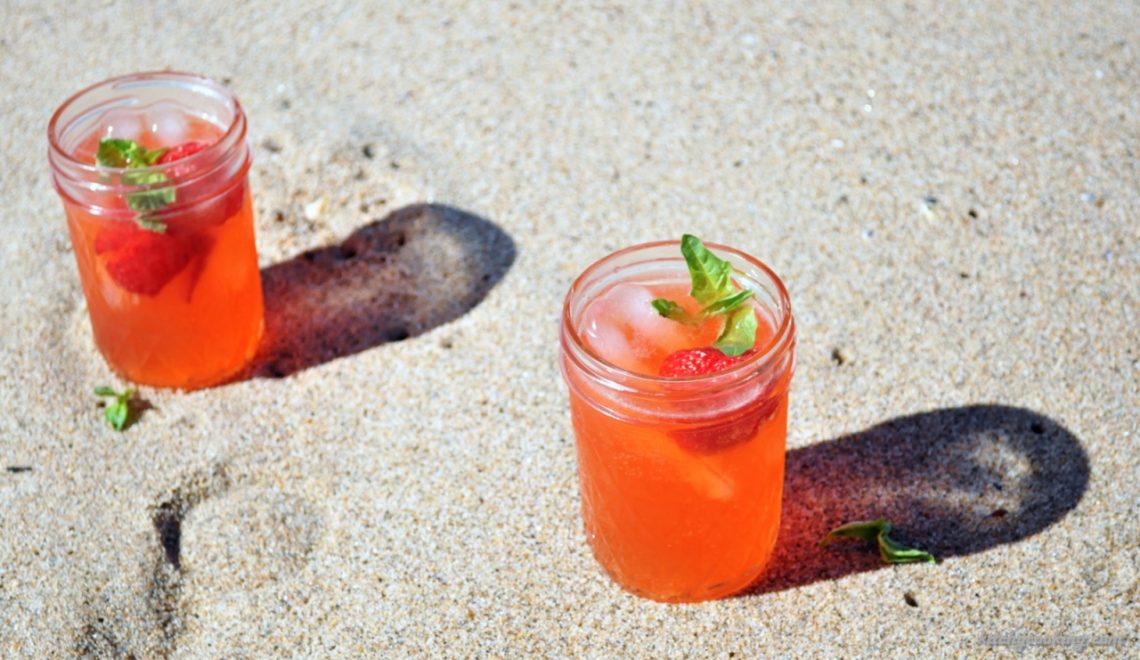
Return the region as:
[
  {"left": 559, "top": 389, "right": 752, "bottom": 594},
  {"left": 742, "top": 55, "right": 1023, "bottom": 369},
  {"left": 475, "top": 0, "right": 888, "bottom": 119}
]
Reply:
[{"left": 1, "top": 2, "right": 1136, "bottom": 655}]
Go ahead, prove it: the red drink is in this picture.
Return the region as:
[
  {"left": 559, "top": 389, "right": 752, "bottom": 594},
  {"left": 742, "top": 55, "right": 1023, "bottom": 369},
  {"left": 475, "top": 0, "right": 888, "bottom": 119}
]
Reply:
[
  {"left": 49, "top": 72, "right": 263, "bottom": 389},
  {"left": 560, "top": 240, "right": 796, "bottom": 602}
]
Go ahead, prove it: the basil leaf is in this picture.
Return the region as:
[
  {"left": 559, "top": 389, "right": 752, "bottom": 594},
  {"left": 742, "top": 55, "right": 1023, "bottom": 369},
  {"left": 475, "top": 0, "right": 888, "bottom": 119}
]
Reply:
[
  {"left": 135, "top": 217, "right": 168, "bottom": 233},
  {"left": 701, "top": 289, "right": 753, "bottom": 317},
  {"left": 122, "top": 169, "right": 175, "bottom": 215},
  {"left": 820, "top": 518, "right": 937, "bottom": 565},
  {"left": 139, "top": 147, "right": 168, "bottom": 165},
  {"left": 96, "top": 138, "right": 142, "bottom": 167},
  {"left": 713, "top": 304, "right": 758, "bottom": 356},
  {"left": 105, "top": 401, "right": 129, "bottom": 431},
  {"left": 96, "top": 139, "right": 175, "bottom": 227},
  {"left": 652, "top": 298, "right": 701, "bottom": 325},
  {"left": 878, "top": 529, "right": 937, "bottom": 564},
  {"left": 95, "top": 386, "right": 136, "bottom": 432},
  {"left": 681, "top": 234, "right": 735, "bottom": 304},
  {"left": 96, "top": 138, "right": 166, "bottom": 167},
  {"left": 820, "top": 519, "right": 888, "bottom": 545},
  {"left": 652, "top": 235, "right": 762, "bottom": 355}
]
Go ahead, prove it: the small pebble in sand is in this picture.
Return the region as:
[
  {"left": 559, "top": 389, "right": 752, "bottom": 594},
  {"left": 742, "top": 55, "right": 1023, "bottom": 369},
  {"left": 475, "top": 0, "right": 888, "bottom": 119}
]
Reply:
[{"left": 304, "top": 198, "right": 326, "bottom": 221}]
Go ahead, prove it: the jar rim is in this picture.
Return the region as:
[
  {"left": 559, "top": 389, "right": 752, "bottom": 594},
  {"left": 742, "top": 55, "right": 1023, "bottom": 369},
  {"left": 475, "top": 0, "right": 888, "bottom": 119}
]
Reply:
[
  {"left": 47, "top": 70, "right": 245, "bottom": 180},
  {"left": 560, "top": 239, "right": 795, "bottom": 393}
]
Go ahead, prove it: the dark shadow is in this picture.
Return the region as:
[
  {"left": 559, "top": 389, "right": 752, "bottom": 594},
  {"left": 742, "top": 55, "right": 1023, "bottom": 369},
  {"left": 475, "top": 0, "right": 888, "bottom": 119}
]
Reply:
[
  {"left": 242, "top": 204, "right": 516, "bottom": 378},
  {"left": 744, "top": 404, "right": 1089, "bottom": 595},
  {"left": 124, "top": 396, "right": 156, "bottom": 431}
]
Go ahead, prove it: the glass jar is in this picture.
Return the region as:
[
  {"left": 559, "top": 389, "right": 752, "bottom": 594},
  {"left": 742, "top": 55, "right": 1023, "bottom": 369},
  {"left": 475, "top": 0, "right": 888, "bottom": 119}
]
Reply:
[
  {"left": 559, "top": 240, "right": 796, "bottom": 602},
  {"left": 48, "top": 71, "right": 263, "bottom": 389}
]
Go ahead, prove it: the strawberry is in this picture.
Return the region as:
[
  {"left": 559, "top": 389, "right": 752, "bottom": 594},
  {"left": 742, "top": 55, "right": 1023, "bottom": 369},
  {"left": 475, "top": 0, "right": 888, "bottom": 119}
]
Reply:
[
  {"left": 155, "top": 140, "right": 210, "bottom": 197},
  {"left": 156, "top": 140, "right": 209, "bottom": 167},
  {"left": 156, "top": 140, "right": 245, "bottom": 234},
  {"left": 95, "top": 224, "right": 196, "bottom": 296},
  {"left": 670, "top": 397, "right": 781, "bottom": 454},
  {"left": 92, "top": 138, "right": 221, "bottom": 295},
  {"left": 93, "top": 222, "right": 139, "bottom": 255},
  {"left": 659, "top": 346, "right": 776, "bottom": 453},
  {"left": 658, "top": 347, "right": 748, "bottom": 378}
]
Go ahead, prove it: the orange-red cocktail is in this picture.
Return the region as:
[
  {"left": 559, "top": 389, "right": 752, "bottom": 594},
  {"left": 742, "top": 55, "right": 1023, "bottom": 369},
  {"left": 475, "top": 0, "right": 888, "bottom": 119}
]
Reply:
[
  {"left": 560, "top": 238, "right": 796, "bottom": 602},
  {"left": 49, "top": 72, "right": 263, "bottom": 388}
]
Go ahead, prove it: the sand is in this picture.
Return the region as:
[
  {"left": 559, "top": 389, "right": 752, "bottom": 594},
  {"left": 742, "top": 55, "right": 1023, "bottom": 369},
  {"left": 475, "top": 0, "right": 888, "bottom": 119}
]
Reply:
[{"left": 1, "top": 1, "right": 1136, "bottom": 656}]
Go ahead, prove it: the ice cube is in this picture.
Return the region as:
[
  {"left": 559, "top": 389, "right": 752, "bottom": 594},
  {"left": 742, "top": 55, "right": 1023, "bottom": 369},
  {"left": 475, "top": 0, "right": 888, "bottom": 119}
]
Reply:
[
  {"left": 581, "top": 302, "right": 642, "bottom": 373},
  {"left": 580, "top": 282, "right": 697, "bottom": 373},
  {"left": 629, "top": 424, "right": 736, "bottom": 500},
  {"left": 103, "top": 109, "right": 142, "bottom": 141},
  {"left": 683, "top": 457, "right": 735, "bottom": 500},
  {"left": 604, "top": 283, "right": 686, "bottom": 354},
  {"left": 146, "top": 102, "right": 188, "bottom": 146}
]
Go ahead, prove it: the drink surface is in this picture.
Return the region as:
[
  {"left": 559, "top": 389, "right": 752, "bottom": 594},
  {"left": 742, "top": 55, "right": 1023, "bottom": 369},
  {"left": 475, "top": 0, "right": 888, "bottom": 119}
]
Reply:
[
  {"left": 566, "top": 276, "right": 790, "bottom": 602},
  {"left": 580, "top": 282, "right": 722, "bottom": 375},
  {"left": 62, "top": 111, "right": 263, "bottom": 388}
]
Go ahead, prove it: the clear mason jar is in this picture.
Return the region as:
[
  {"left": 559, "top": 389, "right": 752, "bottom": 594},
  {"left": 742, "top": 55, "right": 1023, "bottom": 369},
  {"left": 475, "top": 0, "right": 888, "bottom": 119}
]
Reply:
[
  {"left": 48, "top": 71, "right": 263, "bottom": 389},
  {"left": 559, "top": 240, "right": 796, "bottom": 602}
]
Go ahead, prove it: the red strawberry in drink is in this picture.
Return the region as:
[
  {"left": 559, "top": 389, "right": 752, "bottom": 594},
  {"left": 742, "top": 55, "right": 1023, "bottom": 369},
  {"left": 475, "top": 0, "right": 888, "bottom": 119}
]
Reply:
[
  {"left": 157, "top": 140, "right": 245, "bottom": 234},
  {"left": 96, "top": 223, "right": 196, "bottom": 296},
  {"left": 659, "top": 347, "right": 777, "bottom": 453},
  {"left": 93, "top": 221, "right": 143, "bottom": 256},
  {"left": 91, "top": 138, "right": 230, "bottom": 296},
  {"left": 668, "top": 397, "right": 780, "bottom": 454},
  {"left": 659, "top": 347, "right": 748, "bottom": 378},
  {"left": 156, "top": 140, "right": 209, "bottom": 167}
]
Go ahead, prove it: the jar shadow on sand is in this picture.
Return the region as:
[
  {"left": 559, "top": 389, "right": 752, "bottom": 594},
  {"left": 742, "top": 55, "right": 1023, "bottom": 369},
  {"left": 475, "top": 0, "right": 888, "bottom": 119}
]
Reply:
[
  {"left": 232, "top": 203, "right": 517, "bottom": 380},
  {"left": 742, "top": 404, "right": 1089, "bottom": 595}
]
